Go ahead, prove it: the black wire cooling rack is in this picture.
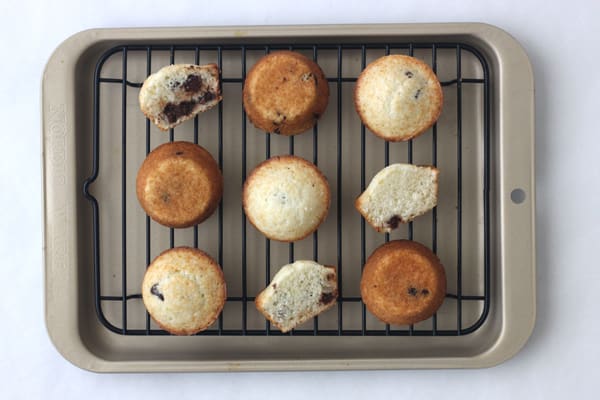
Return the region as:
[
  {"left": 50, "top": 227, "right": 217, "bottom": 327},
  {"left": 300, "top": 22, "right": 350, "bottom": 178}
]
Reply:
[{"left": 84, "top": 41, "right": 490, "bottom": 336}]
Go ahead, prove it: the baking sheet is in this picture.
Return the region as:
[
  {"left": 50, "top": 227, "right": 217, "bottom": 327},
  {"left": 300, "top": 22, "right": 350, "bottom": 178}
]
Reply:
[{"left": 42, "top": 23, "right": 535, "bottom": 371}]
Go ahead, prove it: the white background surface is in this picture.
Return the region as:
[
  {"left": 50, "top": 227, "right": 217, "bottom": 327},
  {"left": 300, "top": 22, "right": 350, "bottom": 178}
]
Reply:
[{"left": 1, "top": 0, "right": 598, "bottom": 398}]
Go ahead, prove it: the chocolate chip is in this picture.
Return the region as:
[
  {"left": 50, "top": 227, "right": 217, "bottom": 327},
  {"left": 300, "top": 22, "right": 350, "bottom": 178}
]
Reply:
[
  {"left": 319, "top": 291, "right": 336, "bottom": 305},
  {"left": 386, "top": 215, "right": 401, "bottom": 230},
  {"left": 175, "top": 151, "right": 184, "bottom": 155},
  {"left": 198, "top": 91, "right": 215, "bottom": 104},
  {"left": 421, "top": 289, "right": 430, "bottom": 296},
  {"left": 407, "top": 287, "right": 418, "bottom": 296},
  {"left": 414, "top": 89, "right": 422, "bottom": 100},
  {"left": 163, "top": 101, "right": 196, "bottom": 123},
  {"left": 150, "top": 284, "right": 164, "bottom": 301},
  {"left": 272, "top": 283, "right": 277, "bottom": 289},
  {"left": 326, "top": 273, "right": 335, "bottom": 281},
  {"left": 161, "top": 192, "right": 170, "bottom": 203},
  {"left": 405, "top": 71, "right": 414, "bottom": 78},
  {"left": 182, "top": 75, "right": 202, "bottom": 92}
]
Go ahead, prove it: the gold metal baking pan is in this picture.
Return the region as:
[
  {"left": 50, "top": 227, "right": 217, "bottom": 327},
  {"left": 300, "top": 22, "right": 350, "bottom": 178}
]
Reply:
[{"left": 42, "top": 23, "right": 535, "bottom": 372}]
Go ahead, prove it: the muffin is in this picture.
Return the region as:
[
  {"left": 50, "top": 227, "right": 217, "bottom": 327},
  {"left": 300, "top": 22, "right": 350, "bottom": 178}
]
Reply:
[
  {"left": 243, "top": 51, "right": 329, "bottom": 135},
  {"left": 255, "top": 260, "right": 338, "bottom": 333},
  {"left": 354, "top": 54, "right": 443, "bottom": 141},
  {"left": 355, "top": 163, "right": 439, "bottom": 232},
  {"left": 136, "top": 141, "right": 223, "bottom": 228},
  {"left": 361, "top": 240, "right": 446, "bottom": 325},
  {"left": 243, "top": 155, "right": 330, "bottom": 242},
  {"left": 142, "top": 247, "right": 226, "bottom": 335},
  {"left": 139, "top": 63, "right": 222, "bottom": 131}
]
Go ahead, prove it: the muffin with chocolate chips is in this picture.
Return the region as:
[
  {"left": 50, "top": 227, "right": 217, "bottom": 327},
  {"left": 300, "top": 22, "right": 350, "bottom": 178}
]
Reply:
[
  {"left": 354, "top": 54, "right": 443, "bottom": 142},
  {"left": 355, "top": 163, "right": 439, "bottom": 233},
  {"left": 255, "top": 260, "right": 338, "bottom": 333},
  {"left": 243, "top": 51, "right": 329, "bottom": 135},
  {"left": 136, "top": 141, "right": 223, "bottom": 228},
  {"left": 243, "top": 155, "right": 330, "bottom": 242},
  {"left": 142, "top": 247, "right": 226, "bottom": 335},
  {"left": 361, "top": 240, "right": 446, "bottom": 326},
  {"left": 139, "top": 64, "right": 222, "bottom": 131}
]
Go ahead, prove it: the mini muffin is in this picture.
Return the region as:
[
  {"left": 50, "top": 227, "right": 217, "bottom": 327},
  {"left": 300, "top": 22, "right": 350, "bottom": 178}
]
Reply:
[
  {"left": 243, "top": 155, "right": 330, "bottom": 242},
  {"left": 354, "top": 55, "right": 443, "bottom": 142},
  {"left": 139, "top": 63, "right": 222, "bottom": 131},
  {"left": 136, "top": 141, "right": 223, "bottom": 228},
  {"left": 361, "top": 240, "right": 446, "bottom": 326},
  {"left": 142, "top": 247, "right": 226, "bottom": 335},
  {"left": 356, "top": 163, "right": 439, "bottom": 232},
  {"left": 255, "top": 260, "right": 338, "bottom": 333},
  {"left": 243, "top": 51, "right": 329, "bottom": 135}
]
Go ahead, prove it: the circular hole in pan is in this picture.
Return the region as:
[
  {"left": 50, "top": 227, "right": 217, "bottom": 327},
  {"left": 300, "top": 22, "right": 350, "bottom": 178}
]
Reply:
[{"left": 510, "top": 188, "right": 526, "bottom": 204}]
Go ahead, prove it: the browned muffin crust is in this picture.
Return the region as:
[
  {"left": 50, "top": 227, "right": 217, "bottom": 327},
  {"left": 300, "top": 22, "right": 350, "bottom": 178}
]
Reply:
[
  {"left": 361, "top": 240, "right": 446, "bottom": 325},
  {"left": 243, "top": 51, "right": 329, "bottom": 135},
  {"left": 136, "top": 141, "right": 223, "bottom": 228}
]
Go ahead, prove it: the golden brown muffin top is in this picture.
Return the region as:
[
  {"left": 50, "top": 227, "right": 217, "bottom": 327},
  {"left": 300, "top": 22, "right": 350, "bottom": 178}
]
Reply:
[
  {"left": 361, "top": 240, "right": 446, "bottom": 325},
  {"left": 136, "top": 141, "right": 223, "bottom": 228},
  {"left": 243, "top": 51, "right": 329, "bottom": 135}
]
